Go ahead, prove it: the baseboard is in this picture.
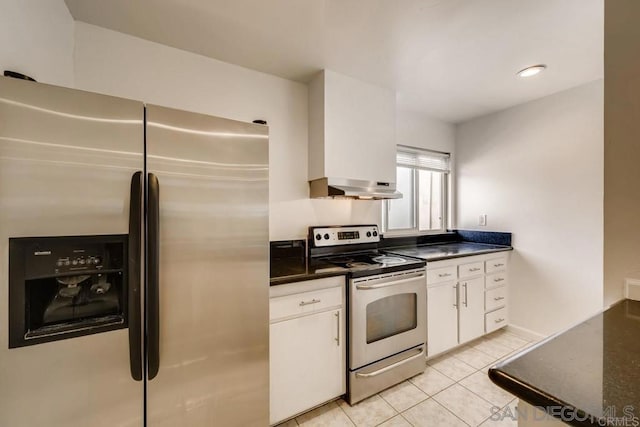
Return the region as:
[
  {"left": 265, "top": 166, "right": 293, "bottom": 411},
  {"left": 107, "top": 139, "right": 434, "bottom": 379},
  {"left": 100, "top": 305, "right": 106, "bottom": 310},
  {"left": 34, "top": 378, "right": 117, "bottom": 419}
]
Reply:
[{"left": 505, "top": 324, "right": 546, "bottom": 342}]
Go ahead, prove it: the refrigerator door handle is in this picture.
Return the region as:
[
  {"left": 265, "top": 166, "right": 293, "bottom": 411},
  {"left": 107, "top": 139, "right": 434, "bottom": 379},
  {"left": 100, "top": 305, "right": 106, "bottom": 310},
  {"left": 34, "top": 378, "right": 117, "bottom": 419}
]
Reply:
[
  {"left": 128, "top": 171, "right": 143, "bottom": 381},
  {"left": 148, "top": 173, "right": 160, "bottom": 380}
]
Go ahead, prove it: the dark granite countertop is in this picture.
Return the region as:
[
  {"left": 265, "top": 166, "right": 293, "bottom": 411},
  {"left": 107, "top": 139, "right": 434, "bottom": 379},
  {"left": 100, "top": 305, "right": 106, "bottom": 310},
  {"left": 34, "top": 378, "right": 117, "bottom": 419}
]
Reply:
[
  {"left": 270, "top": 231, "right": 512, "bottom": 285},
  {"left": 384, "top": 242, "right": 512, "bottom": 261},
  {"left": 270, "top": 257, "right": 347, "bottom": 286},
  {"left": 489, "top": 299, "right": 640, "bottom": 427}
]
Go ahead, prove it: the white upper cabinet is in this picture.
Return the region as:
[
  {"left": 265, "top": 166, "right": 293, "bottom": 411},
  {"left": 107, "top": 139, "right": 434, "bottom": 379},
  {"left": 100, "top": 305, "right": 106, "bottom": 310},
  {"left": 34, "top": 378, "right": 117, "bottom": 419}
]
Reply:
[{"left": 308, "top": 70, "right": 397, "bottom": 184}]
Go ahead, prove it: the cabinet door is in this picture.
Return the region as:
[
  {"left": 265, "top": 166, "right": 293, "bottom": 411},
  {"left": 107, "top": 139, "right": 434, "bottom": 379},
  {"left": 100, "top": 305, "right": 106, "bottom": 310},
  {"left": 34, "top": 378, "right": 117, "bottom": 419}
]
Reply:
[
  {"left": 427, "top": 281, "right": 459, "bottom": 357},
  {"left": 459, "top": 277, "right": 485, "bottom": 343},
  {"left": 270, "top": 308, "right": 345, "bottom": 425}
]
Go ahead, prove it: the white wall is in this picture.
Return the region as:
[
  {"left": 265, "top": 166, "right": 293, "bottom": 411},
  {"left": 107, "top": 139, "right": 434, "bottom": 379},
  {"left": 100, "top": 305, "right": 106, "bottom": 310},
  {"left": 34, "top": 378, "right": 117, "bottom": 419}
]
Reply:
[
  {"left": 456, "top": 80, "right": 604, "bottom": 336},
  {"left": 0, "top": 0, "right": 74, "bottom": 87},
  {"left": 603, "top": 0, "right": 640, "bottom": 305},
  {"left": 396, "top": 110, "right": 456, "bottom": 228},
  {"left": 396, "top": 110, "right": 455, "bottom": 154},
  {"left": 73, "top": 22, "right": 384, "bottom": 241}
]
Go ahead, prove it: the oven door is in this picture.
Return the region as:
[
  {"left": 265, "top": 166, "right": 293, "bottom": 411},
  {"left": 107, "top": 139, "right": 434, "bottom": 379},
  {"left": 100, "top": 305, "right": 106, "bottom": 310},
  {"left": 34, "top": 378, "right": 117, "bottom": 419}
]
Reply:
[{"left": 350, "top": 268, "right": 426, "bottom": 369}]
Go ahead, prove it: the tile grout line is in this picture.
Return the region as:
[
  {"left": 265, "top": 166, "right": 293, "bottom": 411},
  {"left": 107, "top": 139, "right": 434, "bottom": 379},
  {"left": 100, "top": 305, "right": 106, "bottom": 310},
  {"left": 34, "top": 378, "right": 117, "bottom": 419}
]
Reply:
[
  {"left": 473, "top": 394, "right": 519, "bottom": 426},
  {"left": 335, "top": 399, "right": 358, "bottom": 426}
]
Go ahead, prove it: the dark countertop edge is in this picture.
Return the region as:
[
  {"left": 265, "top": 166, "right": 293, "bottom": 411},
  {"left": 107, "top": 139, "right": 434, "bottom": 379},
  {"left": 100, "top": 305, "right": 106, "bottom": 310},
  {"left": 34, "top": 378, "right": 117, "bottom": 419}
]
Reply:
[
  {"left": 488, "top": 368, "right": 599, "bottom": 427},
  {"left": 269, "top": 270, "right": 347, "bottom": 286}
]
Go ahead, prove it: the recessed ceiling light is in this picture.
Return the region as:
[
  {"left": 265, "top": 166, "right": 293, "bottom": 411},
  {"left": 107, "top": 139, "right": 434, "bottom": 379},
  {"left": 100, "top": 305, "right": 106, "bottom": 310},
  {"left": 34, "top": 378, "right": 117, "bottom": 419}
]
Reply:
[{"left": 517, "top": 64, "right": 547, "bottom": 78}]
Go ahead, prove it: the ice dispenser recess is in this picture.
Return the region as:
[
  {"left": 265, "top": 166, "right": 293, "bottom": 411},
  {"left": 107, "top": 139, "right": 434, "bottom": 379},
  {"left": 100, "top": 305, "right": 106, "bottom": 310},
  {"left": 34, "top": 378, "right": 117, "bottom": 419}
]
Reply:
[{"left": 8, "top": 235, "right": 128, "bottom": 348}]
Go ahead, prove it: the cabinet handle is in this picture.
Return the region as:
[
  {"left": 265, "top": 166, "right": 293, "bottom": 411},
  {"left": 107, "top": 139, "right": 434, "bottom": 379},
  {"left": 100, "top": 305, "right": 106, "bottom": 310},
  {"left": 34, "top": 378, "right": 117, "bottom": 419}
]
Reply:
[
  {"left": 469, "top": 267, "right": 481, "bottom": 272},
  {"left": 438, "top": 273, "right": 452, "bottom": 278},
  {"left": 463, "top": 283, "right": 468, "bottom": 307},
  {"left": 494, "top": 296, "right": 505, "bottom": 301},
  {"left": 494, "top": 263, "right": 504, "bottom": 268},
  {"left": 299, "top": 298, "right": 321, "bottom": 306},
  {"left": 335, "top": 311, "right": 340, "bottom": 346},
  {"left": 453, "top": 284, "right": 458, "bottom": 308},
  {"left": 495, "top": 318, "right": 505, "bottom": 323},
  {"left": 494, "top": 277, "right": 505, "bottom": 282}
]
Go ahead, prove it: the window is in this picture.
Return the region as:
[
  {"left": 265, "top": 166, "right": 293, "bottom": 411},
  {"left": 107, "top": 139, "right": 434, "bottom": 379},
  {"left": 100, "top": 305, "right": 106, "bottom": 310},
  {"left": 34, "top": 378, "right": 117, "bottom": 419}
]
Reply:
[{"left": 383, "top": 146, "right": 450, "bottom": 234}]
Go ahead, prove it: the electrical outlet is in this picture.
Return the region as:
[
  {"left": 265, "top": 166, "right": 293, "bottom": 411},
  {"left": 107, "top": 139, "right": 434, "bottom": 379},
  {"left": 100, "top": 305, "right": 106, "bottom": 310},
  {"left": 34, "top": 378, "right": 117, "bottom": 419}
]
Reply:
[{"left": 479, "top": 214, "right": 487, "bottom": 226}]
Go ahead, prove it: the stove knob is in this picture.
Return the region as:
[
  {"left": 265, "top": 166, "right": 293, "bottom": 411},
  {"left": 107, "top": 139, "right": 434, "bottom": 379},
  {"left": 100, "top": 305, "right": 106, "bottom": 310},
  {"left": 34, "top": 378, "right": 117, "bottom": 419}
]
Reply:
[
  {"left": 324, "top": 233, "right": 330, "bottom": 240},
  {"left": 315, "top": 234, "right": 322, "bottom": 241},
  {"left": 366, "top": 231, "right": 372, "bottom": 237},
  {"left": 373, "top": 231, "right": 378, "bottom": 237}
]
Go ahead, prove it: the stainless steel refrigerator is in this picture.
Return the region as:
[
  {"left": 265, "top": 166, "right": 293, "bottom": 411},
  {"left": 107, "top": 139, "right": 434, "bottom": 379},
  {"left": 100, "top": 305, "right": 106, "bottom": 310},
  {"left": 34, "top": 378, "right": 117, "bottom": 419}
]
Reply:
[{"left": 0, "top": 76, "right": 269, "bottom": 426}]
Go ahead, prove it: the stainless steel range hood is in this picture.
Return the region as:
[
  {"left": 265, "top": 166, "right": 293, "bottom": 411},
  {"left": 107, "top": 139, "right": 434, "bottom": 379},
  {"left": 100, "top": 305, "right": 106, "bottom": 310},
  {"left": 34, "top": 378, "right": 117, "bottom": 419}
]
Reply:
[{"left": 309, "top": 177, "right": 402, "bottom": 200}]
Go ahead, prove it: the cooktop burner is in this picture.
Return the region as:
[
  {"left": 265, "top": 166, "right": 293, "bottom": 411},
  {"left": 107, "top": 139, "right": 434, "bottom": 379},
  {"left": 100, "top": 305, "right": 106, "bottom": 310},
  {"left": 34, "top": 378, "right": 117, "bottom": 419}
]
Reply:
[
  {"left": 319, "top": 252, "right": 421, "bottom": 273},
  {"left": 371, "top": 255, "right": 407, "bottom": 265}
]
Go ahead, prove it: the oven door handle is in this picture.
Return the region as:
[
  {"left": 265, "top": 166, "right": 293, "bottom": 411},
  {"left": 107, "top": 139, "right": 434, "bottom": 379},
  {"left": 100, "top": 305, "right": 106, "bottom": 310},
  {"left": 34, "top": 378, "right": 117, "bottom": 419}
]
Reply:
[
  {"left": 355, "top": 274, "right": 425, "bottom": 290},
  {"left": 354, "top": 347, "right": 425, "bottom": 378}
]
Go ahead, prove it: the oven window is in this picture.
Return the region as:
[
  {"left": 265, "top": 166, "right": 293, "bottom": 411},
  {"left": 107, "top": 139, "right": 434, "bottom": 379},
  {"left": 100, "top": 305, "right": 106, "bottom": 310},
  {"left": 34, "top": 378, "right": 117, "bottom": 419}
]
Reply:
[{"left": 366, "top": 293, "right": 417, "bottom": 344}]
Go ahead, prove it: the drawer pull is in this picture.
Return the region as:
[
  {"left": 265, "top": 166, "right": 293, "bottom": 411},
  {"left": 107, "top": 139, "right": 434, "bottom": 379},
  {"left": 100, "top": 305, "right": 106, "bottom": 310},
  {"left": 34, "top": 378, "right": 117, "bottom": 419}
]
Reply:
[
  {"left": 299, "top": 298, "right": 321, "bottom": 307},
  {"left": 494, "top": 296, "right": 505, "bottom": 301},
  {"left": 494, "top": 318, "right": 505, "bottom": 323},
  {"left": 469, "top": 267, "right": 481, "bottom": 272},
  {"left": 493, "top": 263, "right": 504, "bottom": 268},
  {"left": 494, "top": 277, "right": 505, "bottom": 282},
  {"left": 438, "top": 273, "right": 452, "bottom": 278}
]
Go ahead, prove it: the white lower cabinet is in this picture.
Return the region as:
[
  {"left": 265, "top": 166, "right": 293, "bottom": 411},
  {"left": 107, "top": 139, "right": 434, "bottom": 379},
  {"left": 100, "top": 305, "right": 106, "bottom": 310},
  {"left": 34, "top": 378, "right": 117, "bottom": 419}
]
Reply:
[
  {"left": 427, "top": 281, "right": 458, "bottom": 356},
  {"left": 269, "top": 277, "right": 346, "bottom": 425},
  {"left": 426, "top": 253, "right": 510, "bottom": 358},
  {"left": 458, "top": 276, "right": 485, "bottom": 343}
]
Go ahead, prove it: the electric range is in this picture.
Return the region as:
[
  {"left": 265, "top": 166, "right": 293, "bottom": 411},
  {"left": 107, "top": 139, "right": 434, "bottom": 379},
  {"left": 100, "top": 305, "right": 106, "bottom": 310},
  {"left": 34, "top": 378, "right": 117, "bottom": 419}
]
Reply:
[
  {"left": 309, "top": 225, "right": 425, "bottom": 277},
  {"left": 308, "top": 225, "right": 427, "bottom": 405}
]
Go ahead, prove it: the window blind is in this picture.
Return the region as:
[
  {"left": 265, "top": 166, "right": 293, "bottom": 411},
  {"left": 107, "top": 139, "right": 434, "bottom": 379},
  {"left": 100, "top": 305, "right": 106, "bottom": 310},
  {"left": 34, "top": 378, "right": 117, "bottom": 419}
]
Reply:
[{"left": 396, "top": 147, "right": 450, "bottom": 173}]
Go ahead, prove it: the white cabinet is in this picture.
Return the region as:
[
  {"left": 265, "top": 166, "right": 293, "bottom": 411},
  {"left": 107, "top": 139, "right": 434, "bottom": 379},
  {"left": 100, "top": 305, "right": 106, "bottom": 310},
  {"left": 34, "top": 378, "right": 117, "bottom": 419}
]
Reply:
[
  {"left": 458, "top": 277, "right": 485, "bottom": 343},
  {"left": 426, "top": 253, "right": 510, "bottom": 358},
  {"left": 269, "top": 276, "right": 346, "bottom": 425},
  {"left": 427, "top": 281, "right": 458, "bottom": 356},
  {"left": 308, "top": 69, "right": 396, "bottom": 184},
  {"left": 484, "top": 255, "right": 509, "bottom": 334}
]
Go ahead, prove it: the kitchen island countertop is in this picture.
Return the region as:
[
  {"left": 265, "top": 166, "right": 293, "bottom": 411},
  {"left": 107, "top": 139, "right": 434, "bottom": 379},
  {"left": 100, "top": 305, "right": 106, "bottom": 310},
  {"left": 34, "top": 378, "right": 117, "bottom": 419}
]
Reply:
[{"left": 489, "top": 299, "right": 640, "bottom": 427}]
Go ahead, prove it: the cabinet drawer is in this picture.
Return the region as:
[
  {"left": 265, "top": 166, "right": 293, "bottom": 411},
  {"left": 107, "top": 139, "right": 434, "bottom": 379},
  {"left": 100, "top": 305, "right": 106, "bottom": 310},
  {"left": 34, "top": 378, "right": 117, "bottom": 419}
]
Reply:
[
  {"left": 458, "top": 261, "right": 484, "bottom": 278},
  {"left": 485, "top": 307, "right": 508, "bottom": 333},
  {"left": 427, "top": 265, "right": 457, "bottom": 285},
  {"left": 485, "top": 257, "right": 508, "bottom": 274},
  {"left": 486, "top": 272, "right": 508, "bottom": 289},
  {"left": 485, "top": 286, "right": 507, "bottom": 312},
  {"left": 270, "top": 286, "right": 342, "bottom": 321}
]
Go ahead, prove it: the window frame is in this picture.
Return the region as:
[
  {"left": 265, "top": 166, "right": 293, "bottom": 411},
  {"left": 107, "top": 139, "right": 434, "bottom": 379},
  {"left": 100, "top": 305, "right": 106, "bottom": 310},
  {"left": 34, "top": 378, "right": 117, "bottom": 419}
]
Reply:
[{"left": 382, "top": 146, "right": 450, "bottom": 236}]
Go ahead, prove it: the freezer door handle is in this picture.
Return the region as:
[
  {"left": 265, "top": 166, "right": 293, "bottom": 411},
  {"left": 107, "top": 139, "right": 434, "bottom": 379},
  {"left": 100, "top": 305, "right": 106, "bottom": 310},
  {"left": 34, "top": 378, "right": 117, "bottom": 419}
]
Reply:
[
  {"left": 128, "top": 171, "right": 143, "bottom": 381},
  {"left": 148, "top": 173, "right": 160, "bottom": 380}
]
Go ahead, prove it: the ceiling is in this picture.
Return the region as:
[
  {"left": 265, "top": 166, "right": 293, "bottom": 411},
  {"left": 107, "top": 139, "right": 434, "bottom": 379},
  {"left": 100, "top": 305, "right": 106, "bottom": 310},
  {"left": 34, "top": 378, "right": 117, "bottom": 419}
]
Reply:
[{"left": 64, "top": 0, "right": 603, "bottom": 123}]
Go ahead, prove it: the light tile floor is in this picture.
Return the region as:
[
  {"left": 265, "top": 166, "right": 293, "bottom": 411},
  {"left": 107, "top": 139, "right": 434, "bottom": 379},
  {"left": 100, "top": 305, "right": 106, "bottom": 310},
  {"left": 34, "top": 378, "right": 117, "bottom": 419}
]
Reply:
[{"left": 278, "top": 329, "right": 537, "bottom": 427}]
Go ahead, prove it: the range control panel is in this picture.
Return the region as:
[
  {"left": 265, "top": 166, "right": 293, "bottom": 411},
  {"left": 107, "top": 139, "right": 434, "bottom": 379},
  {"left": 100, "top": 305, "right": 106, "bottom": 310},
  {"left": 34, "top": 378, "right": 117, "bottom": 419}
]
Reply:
[{"left": 310, "top": 225, "right": 380, "bottom": 247}]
